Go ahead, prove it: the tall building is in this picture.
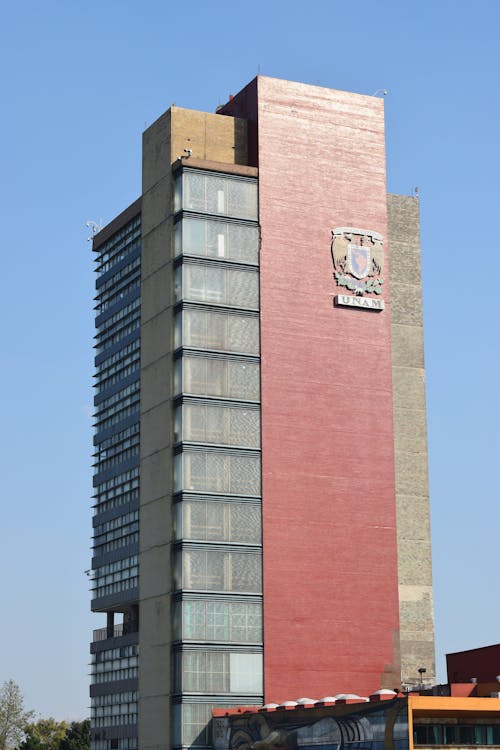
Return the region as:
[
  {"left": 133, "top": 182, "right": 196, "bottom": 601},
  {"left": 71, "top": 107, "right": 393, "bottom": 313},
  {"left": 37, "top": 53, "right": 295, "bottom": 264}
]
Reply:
[{"left": 90, "top": 76, "right": 435, "bottom": 750}]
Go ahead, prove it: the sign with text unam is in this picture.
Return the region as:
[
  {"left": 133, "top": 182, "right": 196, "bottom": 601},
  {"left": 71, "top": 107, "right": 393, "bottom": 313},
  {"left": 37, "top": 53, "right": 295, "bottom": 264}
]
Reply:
[
  {"left": 334, "top": 294, "right": 385, "bottom": 310},
  {"left": 331, "top": 226, "right": 385, "bottom": 311}
]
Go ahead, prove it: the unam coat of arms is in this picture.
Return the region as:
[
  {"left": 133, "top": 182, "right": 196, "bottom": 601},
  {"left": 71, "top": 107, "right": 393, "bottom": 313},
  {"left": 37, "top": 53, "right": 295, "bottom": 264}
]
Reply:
[{"left": 331, "top": 227, "right": 384, "bottom": 296}]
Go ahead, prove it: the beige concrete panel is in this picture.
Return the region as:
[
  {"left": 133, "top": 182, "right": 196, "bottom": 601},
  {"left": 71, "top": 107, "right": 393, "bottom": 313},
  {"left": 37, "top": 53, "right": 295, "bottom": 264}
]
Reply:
[
  {"left": 170, "top": 107, "right": 248, "bottom": 165},
  {"left": 142, "top": 176, "right": 171, "bottom": 236},
  {"left": 138, "top": 694, "right": 171, "bottom": 750},
  {"left": 142, "top": 221, "right": 172, "bottom": 281},
  {"left": 387, "top": 194, "right": 420, "bottom": 239},
  {"left": 390, "top": 242, "right": 422, "bottom": 284},
  {"left": 399, "top": 585, "right": 435, "bottom": 657},
  {"left": 399, "top": 584, "right": 434, "bottom": 604},
  {"left": 391, "top": 324, "right": 425, "bottom": 367},
  {"left": 400, "top": 639, "right": 436, "bottom": 684},
  {"left": 396, "top": 495, "right": 431, "bottom": 543},
  {"left": 141, "top": 97, "right": 174, "bottom": 750},
  {"left": 205, "top": 112, "right": 248, "bottom": 163},
  {"left": 141, "top": 309, "right": 173, "bottom": 369},
  {"left": 142, "top": 262, "right": 172, "bottom": 325},
  {"left": 389, "top": 192, "right": 435, "bottom": 685},
  {"left": 393, "top": 408, "right": 428, "bottom": 453},
  {"left": 392, "top": 367, "right": 426, "bottom": 409},
  {"left": 395, "top": 450, "right": 429, "bottom": 496},
  {"left": 140, "top": 543, "right": 172, "bottom": 600},
  {"left": 397, "top": 540, "right": 433, "bottom": 586},
  {"left": 143, "top": 110, "right": 172, "bottom": 193},
  {"left": 141, "top": 449, "right": 172, "bottom": 504},
  {"left": 171, "top": 108, "right": 211, "bottom": 162},
  {"left": 141, "top": 401, "right": 172, "bottom": 457},
  {"left": 140, "top": 495, "right": 173, "bottom": 551},
  {"left": 142, "top": 356, "right": 171, "bottom": 414},
  {"left": 391, "top": 284, "right": 423, "bottom": 326},
  {"left": 138, "top": 594, "right": 171, "bottom": 748},
  {"left": 401, "top": 652, "right": 436, "bottom": 687},
  {"left": 139, "top": 643, "right": 171, "bottom": 694},
  {"left": 140, "top": 594, "right": 172, "bottom": 647}
]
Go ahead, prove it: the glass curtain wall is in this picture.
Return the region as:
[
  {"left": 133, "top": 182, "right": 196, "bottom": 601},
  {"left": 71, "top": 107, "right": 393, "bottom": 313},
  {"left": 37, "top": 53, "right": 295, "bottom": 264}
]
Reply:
[
  {"left": 172, "top": 168, "right": 263, "bottom": 749},
  {"left": 91, "top": 214, "right": 141, "bottom": 750}
]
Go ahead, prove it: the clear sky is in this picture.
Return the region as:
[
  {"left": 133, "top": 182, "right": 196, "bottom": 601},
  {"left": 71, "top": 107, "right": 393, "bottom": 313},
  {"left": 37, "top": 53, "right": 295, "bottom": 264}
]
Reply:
[{"left": 0, "top": 0, "right": 498, "bottom": 721}]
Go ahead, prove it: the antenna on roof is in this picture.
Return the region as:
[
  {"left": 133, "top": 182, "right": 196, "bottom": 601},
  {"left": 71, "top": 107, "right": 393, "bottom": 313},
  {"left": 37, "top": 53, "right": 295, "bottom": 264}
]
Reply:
[{"left": 86, "top": 220, "right": 103, "bottom": 242}]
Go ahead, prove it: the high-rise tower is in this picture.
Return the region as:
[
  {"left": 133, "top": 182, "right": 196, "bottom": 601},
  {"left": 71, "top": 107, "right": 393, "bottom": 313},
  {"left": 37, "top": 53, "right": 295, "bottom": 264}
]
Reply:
[{"left": 90, "top": 76, "right": 435, "bottom": 750}]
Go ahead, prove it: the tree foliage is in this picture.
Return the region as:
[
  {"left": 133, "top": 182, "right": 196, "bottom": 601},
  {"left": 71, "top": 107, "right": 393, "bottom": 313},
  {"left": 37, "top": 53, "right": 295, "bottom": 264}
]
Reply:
[
  {"left": 18, "top": 720, "right": 89, "bottom": 750},
  {"left": 0, "top": 680, "right": 33, "bottom": 750},
  {"left": 57, "top": 721, "right": 89, "bottom": 750},
  {"left": 0, "top": 681, "right": 89, "bottom": 750},
  {"left": 19, "top": 720, "right": 67, "bottom": 750}
]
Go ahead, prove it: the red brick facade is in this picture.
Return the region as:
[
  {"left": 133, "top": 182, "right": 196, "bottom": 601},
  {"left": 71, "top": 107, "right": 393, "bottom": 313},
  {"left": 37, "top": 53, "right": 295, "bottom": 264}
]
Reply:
[{"left": 227, "top": 77, "right": 400, "bottom": 701}]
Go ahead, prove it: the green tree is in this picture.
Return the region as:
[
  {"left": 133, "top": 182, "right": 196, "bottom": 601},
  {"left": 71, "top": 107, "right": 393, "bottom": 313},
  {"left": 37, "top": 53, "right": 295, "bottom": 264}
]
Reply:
[
  {"left": 0, "top": 680, "right": 33, "bottom": 750},
  {"left": 19, "top": 719, "right": 67, "bottom": 750},
  {"left": 58, "top": 721, "right": 90, "bottom": 750}
]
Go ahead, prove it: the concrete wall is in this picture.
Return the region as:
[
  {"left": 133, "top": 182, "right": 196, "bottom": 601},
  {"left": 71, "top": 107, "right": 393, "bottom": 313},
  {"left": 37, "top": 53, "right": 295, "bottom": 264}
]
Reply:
[
  {"left": 139, "top": 107, "right": 174, "bottom": 750},
  {"left": 388, "top": 194, "right": 435, "bottom": 687},
  {"left": 139, "top": 107, "right": 249, "bottom": 750}
]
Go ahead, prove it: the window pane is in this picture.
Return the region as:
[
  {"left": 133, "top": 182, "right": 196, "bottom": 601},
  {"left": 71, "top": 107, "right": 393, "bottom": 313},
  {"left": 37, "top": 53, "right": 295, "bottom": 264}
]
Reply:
[
  {"left": 179, "top": 500, "right": 261, "bottom": 543},
  {"left": 182, "top": 356, "right": 260, "bottom": 401},
  {"left": 181, "top": 172, "right": 258, "bottom": 221},
  {"left": 180, "top": 264, "right": 259, "bottom": 310},
  {"left": 227, "top": 180, "right": 258, "bottom": 221},
  {"left": 492, "top": 727, "right": 500, "bottom": 744},
  {"left": 429, "top": 726, "right": 443, "bottom": 744},
  {"left": 443, "top": 725, "right": 457, "bottom": 744},
  {"left": 180, "top": 549, "right": 261, "bottom": 593},
  {"left": 180, "top": 218, "right": 259, "bottom": 264},
  {"left": 183, "top": 219, "right": 206, "bottom": 256},
  {"left": 229, "top": 653, "right": 262, "bottom": 693},
  {"left": 181, "top": 450, "right": 261, "bottom": 495},
  {"left": 180, "top": 600, "right": 262, "bottom": 642},
  {"left": 184, "top": 704, "right": 212, "bottom": 747},
  {"left": 179, "top": 404, "right": 260, "bottom": 448},
  {"left": 181, "top": 309, "right": 259, "bottom": 354},
  {"left": 228, "top": 223, "right": 259, "bottom": 264}
]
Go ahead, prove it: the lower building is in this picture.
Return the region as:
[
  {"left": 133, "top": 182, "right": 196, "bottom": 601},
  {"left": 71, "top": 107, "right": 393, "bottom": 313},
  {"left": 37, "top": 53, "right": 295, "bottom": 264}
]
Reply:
[
  {"left": 447, "top": 645, "right": 500, "bottom": 686},
  {"left": 214, "top": 693, "right": 500, "bottom": 750},
  {"left": 90, "top": 75, "right": 435, "bottom": 750}
]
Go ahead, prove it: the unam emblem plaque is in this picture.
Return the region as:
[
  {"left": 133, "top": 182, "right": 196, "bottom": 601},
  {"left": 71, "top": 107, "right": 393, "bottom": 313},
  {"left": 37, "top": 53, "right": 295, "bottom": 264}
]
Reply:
[{"left": 331, "top": 226, "right": 385, "bottom": 302}]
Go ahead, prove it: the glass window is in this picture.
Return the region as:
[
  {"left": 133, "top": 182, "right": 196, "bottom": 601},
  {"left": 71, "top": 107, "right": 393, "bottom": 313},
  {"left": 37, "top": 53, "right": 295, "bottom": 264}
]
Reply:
[
  {"left": 177, "top": 263, "right": 259, "bottom": 310},
  {"left": 178, "top": 449, "right": 261, "bottom": 495},
  {"left": 458, "top": 726, "right": 474, "bottom": 745},
  {"left": 178, "top": 309, "right": 260, "bottom": 355},
  {"left": 172, "top": 703, "right": 213, "bottom": 747},
  {"left": 176, "top": 499, "right": 261, "bottom": 543},
  {"left": 175, "top": 218, "right": 259, "bottom": 265},
  {"left": 174, "top": 651, "right": 262, "bottom": 694},
  {"left": 175, "top": 600, "right": 262, "bottom": 643},
  {"left": 177, "top": 355, "right": 260, "bottom": 401},
  {"left": 229, "top": 653, "right": 262, "bottom": 693},
  {"left": 175, "top": 403, "right": 260, "bottom": 448},
  {"left": 179, "top": 172, "right": 258, "bottom": 221},
  {"left": 179, "top": 549, "right": 261, "bottom": 593}
]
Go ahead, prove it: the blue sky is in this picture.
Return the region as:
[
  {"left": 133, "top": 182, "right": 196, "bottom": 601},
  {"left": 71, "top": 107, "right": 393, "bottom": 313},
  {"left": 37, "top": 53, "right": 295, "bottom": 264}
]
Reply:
[{"left": 0, "top": 0, "right": 498, "bottom": 720}]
